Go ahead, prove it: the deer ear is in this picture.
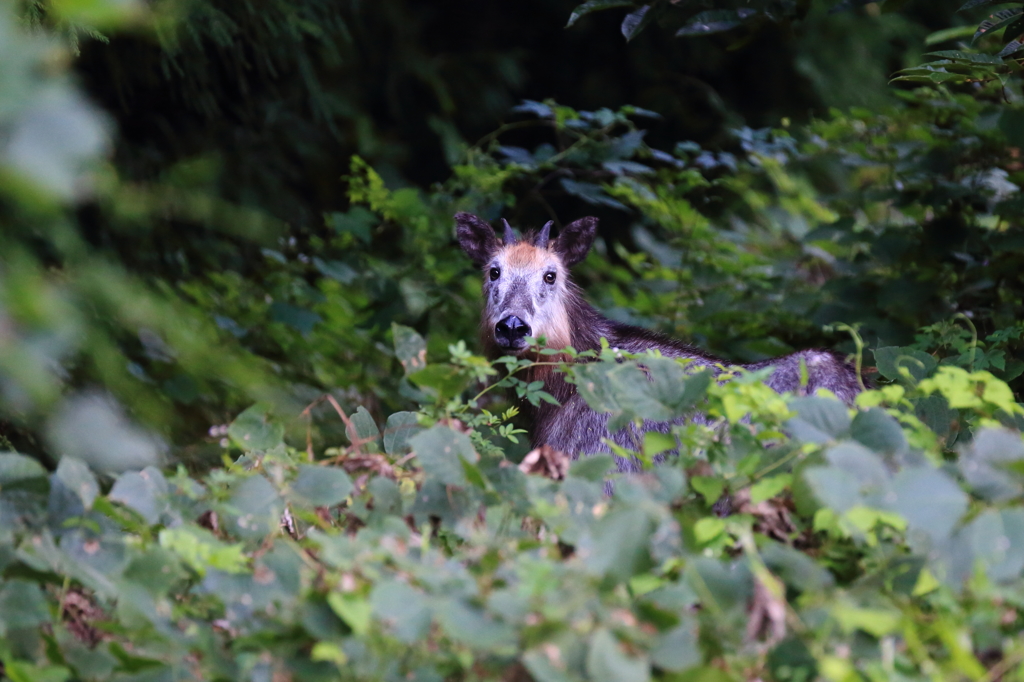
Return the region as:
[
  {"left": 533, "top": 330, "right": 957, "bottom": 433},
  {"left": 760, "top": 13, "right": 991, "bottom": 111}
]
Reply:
[
  {"left": 455, "top": 212, "right": 499, "bottom": 266},
  {"left": 553, "top": 217, "right": 598, "bottom": 267}
]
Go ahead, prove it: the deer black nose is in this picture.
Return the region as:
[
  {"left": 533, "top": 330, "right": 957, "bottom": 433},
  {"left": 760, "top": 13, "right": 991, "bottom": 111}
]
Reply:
[{"left": 495, "top": 315, "right": 531, "bottom": 349}]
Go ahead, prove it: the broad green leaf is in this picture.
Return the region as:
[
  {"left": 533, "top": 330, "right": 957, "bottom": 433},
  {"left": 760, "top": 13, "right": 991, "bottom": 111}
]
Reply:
[
  {"left": 621, "top": 5, "right": 652, "bottom": 41},
  {"left": 327, "top": 591, "right": 372, "bottom": 636},
  {"left": 832, "top": 603, "right": 901, "bottom": 636},
  {"left": 959, "top": 427, "right": 1024, "bottom": 501},
  {"left": 749, "top": 474, "right": 792, "bottom": 504},
  {"left": 570, "top": 454, "right": 616, "bottom": 482},
  {"left": 973, "top": 7, "right": 1023, "bottom": 44},
  {"left": 226, "top": 475, "right": 284, "bottom": 539},
  {"left": 675, "top": 9, "right": 756, "bottom": 37},
  {"left": 228, "top": 403, "right": 284, "bottom": 451},
  {"left": 786, "top": 397, "right": 851, "bottom": 444},
  {"left": 55, "top": 456, "right": 98, "bottom": 510},
  {"left": 925, "top": 25, "right": 981, "bottom": 45},
  {"left": 347, "top": 406, "right": 381, "bottom": 447},
  {"left": 873, "top": 347, "right": 937, "bottom": 383},
  {"left": 159, "top": 527, "right": 249, "bottom": 576},
  {"left": 889, "top": 467, "right": 968, "bottom": 542},
  {"left": 691, "top": 476, "right": 725, "bottom": 504},
  {"left": 587, "top": 628, "right": 650, "bottom": 682},
  {"left": 585, "top": 508, "right": 653, "bottom": 581},
  {"left": 408, "top": 364, "right": 471, "bottom": 401},
  {"left": 436, "top": 599, "right": 516, "bottom": 649},
  {"left": 370, "top": 580, "right": 432, "bottom": 643},
  {"left": 850, "top": 408, "right": 907, "bottom": 458},
  {"left": 384, "top": 411, "right": 422, "bottom": 456},
  {"left": 0, "top": 452, "right": 47, "bottom": 485},
  {"left": 566, "top": 0, "right": 634, "bottom": 28},
  {"left": 392, "top": 323, "right": 427, "bottom": 375},
  {"left": 650, "top": 618, "right": 701, "bottom": 672},
  {"left": 0, "top": 579, "right": 51, "bottom": 630},
  {"left": 108, "top": 467, "right": 169, "bottom": 524},
  {"left": 289, "top": 465, "right": 353, "bottom": 507},
  {"left": 409, "top": 425, "right": 478, "bottom": 486},
  {"left": 2, "top": 662, "right": 70, "bottom": 682}
]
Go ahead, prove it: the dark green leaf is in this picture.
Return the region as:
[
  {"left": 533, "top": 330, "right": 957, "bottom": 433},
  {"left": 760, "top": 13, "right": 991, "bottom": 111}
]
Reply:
[
  {"left": 566, "top": 0, "right": 634, "bottom": 28},
  {"left": 384, "top": 411, "right": 422, "bottom": 456},
  {"left": 586, "top": 628, "right": 650, "bottom": 682},
  {"left": 873, "top": 347, "right": 937, "bottom": 383},
  {"left": 787, "top": 397, "right": 851, "bottom": 444},
  {"left": 675, "top": 9, "right": 757, "bottom": 37},
  {"left": 621, "top": 5, "right": 652, "bottom": 41},
  {"left": 973, "top": 7, "right": 1023, "bottom": 44},
  {"left": 851, "top": 408, "right": 907, "bottom": 459},
  {"left": 289, "top": 465, "right": 353, "bottom": 507},
  {"left": 409, "top": 425, "right": 478, "bottom": 486}
]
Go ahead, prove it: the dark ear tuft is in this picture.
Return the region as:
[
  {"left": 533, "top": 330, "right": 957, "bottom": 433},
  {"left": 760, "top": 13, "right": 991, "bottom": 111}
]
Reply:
[
  {"left": 455, "top": 212, "right": 498, "bottom": 266},
  {"left": 552, "top": 217, "right": 598, "bottom": 267}
]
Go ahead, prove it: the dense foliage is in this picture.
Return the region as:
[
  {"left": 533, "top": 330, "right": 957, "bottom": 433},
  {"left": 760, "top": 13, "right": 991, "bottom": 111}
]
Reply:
[{"left": 2, "top": 0, "right": 1024, "bottom": 680}]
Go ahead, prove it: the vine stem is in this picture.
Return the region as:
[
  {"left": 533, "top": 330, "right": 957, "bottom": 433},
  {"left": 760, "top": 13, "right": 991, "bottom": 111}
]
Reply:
[
  {"left": 954, "top": 312, "right": 978, "bottom": 372},
  {"left": 829, "top": 322, "right": 867, "bottom": 393}
]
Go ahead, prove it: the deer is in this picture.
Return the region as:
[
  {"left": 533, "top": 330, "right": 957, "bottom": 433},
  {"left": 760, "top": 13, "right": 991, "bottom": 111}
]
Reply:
[{"left": 455, "top": 212, "right": 862, "bottom": 474}]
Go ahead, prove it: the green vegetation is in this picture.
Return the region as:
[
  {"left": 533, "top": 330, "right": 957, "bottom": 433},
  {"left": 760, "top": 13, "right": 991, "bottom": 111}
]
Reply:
[{"left": 2, "top": 0, "right": 1024, "bottom": 680}]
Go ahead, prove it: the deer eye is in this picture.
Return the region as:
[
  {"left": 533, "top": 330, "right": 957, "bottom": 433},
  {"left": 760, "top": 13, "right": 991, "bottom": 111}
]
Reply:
[
  {"left": 489, "top": 267, "right": 501, "bottom": 281},
  {"left": 544, "top": 272, "right": 556, "bottom": 284}
]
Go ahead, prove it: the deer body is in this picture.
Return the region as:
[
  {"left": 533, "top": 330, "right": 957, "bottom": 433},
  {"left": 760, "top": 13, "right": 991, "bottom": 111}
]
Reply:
[{"left": 455, "top": 212, "right": 861, "bottom": 473}]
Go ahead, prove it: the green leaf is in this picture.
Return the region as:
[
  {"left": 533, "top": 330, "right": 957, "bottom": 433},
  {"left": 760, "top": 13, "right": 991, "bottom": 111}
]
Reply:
[
  {"left": 570, "top": 454, "right": 616, "bottom": 481},
  {"left": 108, "top": 467, "right": 169, "bottom": 524},
  {"left": 925, "top": 25, "right": 981, "bottom": 45},
  {"left": 889, "top": 467, "right": 968, "bottom": 542},
  {"left": 675, "top": 9, "right": 757, "bottom": 37},
  {"left": 586, "top": 628, "right": 650, "bottom": 682},
  {"left": 269, "top": 301, "right": 321, "bottom": 334},
  {"left": 925, "top": 49, "right": 1004, "bottom": 63},
  {"left": 850, "top": 408, "right": 907, "bottom": 458},
  {"left": 408, "top": 364, "right": 471, "bottom": 401},
  {"left": 643, "top": 431, "right": 676, "bottom": 459},
  {"left": 384, "top": 411, "right": 422, "bottom": 456},
  {"left": 650, "top": 618, "right": 701, "bottom": 672},
  {"left": 409, "top": 425, "right": 478, "bottom": 486},
  {"left": 2, "top": 662, "right": 70, "bottom": 682},
  {"left": 973, "top": 8, "right": 1024, "bottom": 44},
  {"left": 55, "top": 456, "right": 98, "bottom": 510},
  {"left": 159, "top": 527, "right": 249, "bottom": 576},
  {"left": 370, "top": 580, "right": 432, "bottom": 643},
  {"left": 621, "top": 5, "right": 652, "bottom": 41},
  {"left": 436, "top": 599, "right": 516, "bottom": 649},
  {"left": 289, "top": 465, "right": 354, "bottom": 507},
  {"left": 691, "top": 476, "right": 724, "bottom": 504},
  {"left": 959, "top": 428, "right": 1024, "bottom": 501},
  {"left": 0, "top": 453, "right": 47, "bottom": 485},
  {"left": 566, "top": 0, "right": 634, "bottom": 28},
  {"left": 226, "top": 475, "right": 284, "bottom": 539},
  {"left": 228, "top": 403, "right": 285, "bottom": 451},
  {"left": 787, "top": 397, "right": 851, "bottom": 444},
  {"left": 327, "top": 591, "right": 372, "bottom": 636},
  {"left": 0, "top": 579, "right": 51, "bottom": 631},
  {"left": 749, "top": 474, "right": 792, "bottom": 504},
  {"left": 586, "top": 508, "right": 654, "bottom": 581},
  {"left": 392, "top": 323, "right": 427, "bottom": 375},
  {"left": 959, "top": 0, "right": 1003, "bottom": 10},
  {"left": 873, "top": 347, "right": 937, "bottom": 383},
  {"left": 347, "top": 406, "right": 381, "bottom": 448}
]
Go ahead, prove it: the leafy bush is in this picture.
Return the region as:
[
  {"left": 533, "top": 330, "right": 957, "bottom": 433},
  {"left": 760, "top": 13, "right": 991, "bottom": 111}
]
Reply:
[{"left": 2, "top": 328, "right": 1024, "bottom": 681}]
